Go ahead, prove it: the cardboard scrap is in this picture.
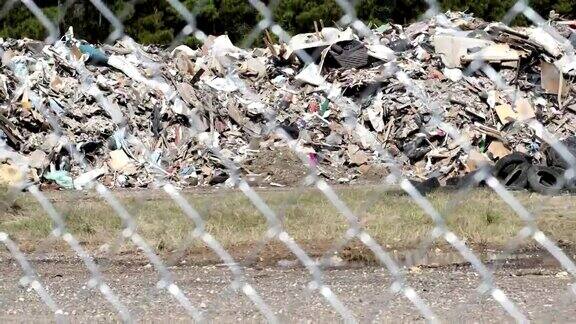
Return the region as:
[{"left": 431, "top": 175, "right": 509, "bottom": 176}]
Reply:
[
  {"left": 494, "top": 97, "right": 535, "bottom": 124},
  {"left": 347, "top": 144, "right": 370, "bottom": 166},
  {"left": 541, "top": 60, "right": 568, "bottom": 96},
  {"left": 0, "top": 164, "right": 23, "bottom": 186},
  {"left": 465, "top": 149, "right": 489, "bottom": 171},
  {"left": 432, "top": 34, "right": 493, "bottom": 68},
  {"left": 515, "top": 97, "right": 535, "bottom": 120},
  {"left": 109, "top": 150, "right": 132, "bottom": 171},
  {"left": 461, "top": 44, "right": 521, "bottom": 67},
  {"left": 494, "top": 103, "right": 516, "bottom": 124},
  {"left": 487, "top": 141, "right": 511, "bottom": 159}
]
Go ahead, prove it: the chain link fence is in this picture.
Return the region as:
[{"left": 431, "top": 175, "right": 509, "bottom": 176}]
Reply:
[{"left": 1, "top": 0, "right": 576, "bottom": 322}]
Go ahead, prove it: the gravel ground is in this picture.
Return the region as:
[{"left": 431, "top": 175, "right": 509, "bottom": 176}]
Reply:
[{"left": 1, "top": 253, "right": 575, "bottom": 323}]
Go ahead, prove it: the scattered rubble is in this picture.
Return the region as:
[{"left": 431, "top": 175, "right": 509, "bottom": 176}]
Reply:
[{"left": 0, "top": 12, "right": 575, "bottom": 191}]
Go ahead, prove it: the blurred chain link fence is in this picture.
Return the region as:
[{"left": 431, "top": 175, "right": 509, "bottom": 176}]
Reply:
[{"left": 1, "top": 0, "right": 576, "bottom": 322}]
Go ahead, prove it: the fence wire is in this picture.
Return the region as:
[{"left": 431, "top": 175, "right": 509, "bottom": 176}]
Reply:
[{"left": 1, "top": 0, "right": 575, "bottom": 322}]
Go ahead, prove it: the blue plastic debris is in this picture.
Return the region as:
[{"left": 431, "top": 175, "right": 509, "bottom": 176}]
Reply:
[
  {"left": 9, "top": 61, "right": 29, "bottom": 81},
  {"left": 79, "top": 43, "right": 109, "bottom": 65},
  {"left": 44, "top": 170, "right": 74, "bottom": 189}
]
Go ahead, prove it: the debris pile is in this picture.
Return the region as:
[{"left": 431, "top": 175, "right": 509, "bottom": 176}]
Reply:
[{"left": 0, "top": 12, "right": 575, "bottom": 190}]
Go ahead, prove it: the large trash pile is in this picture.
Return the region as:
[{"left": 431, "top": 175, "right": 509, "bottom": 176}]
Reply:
[{"left": 0, "top": 12, "right": 575, "bottom": 190}]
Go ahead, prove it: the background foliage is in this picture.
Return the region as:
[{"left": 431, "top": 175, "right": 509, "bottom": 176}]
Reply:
[{"left": 0, "top": 0, "right": 573, "bottom": 46}]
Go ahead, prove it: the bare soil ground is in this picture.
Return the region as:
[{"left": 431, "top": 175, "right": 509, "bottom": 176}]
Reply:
[
  {"left": 1, "top": 251, "right": 575, "bottom": 322},
  {"left": 2, "top": 187, "right": 576, "bottom": 322}
]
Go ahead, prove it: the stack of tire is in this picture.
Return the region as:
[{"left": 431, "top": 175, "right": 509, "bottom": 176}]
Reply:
[{"left": 493, "top": 137, "right": 576, "bottom": 195}]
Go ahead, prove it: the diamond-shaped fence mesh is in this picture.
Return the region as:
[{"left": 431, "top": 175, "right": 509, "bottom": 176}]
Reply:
[{"left": 1, "top": 0, "right": 576, "bottom": 322}]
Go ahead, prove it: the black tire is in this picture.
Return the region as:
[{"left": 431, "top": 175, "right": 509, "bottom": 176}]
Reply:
[
  {"left": 209, "top": 172, "right": 229, "bottom": 185},
  {"left": 410, "top": 177, "right": 440, "bottom": 196},
  {"left": 492, "top": 153, "right": 530, "bottom": 190},
  {"left": 527, "top": 165, "right": 564, "bottom": 195},
  {"left": 446, "top": 167, "right": 492, "bottom": 189},
  {"left": 545, "top": 136, "right": 576, "bottom": 170},
  {"left": 565, "top": 174, "right": 576, "bottom": 193},
  {"left": 445, "top": 176, "right": 460, "bottom": 187}
]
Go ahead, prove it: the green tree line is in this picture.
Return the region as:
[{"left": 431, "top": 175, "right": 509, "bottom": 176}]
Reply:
[{"left": 0, "top": 0, "right": 573, "bottom": 46}]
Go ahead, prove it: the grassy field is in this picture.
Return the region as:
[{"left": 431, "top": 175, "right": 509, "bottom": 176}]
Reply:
[{"left": 2, "top": 186, "right": 576, "bottom": 263}]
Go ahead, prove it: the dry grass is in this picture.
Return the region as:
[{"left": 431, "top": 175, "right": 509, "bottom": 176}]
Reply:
[{"left": 2, "top": 187, "right": 576, "bottom": 259}]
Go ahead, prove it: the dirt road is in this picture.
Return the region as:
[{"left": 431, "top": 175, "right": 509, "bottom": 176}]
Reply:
[{"left": 1, "top": 253, "right": 575, "bottom": 323}]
